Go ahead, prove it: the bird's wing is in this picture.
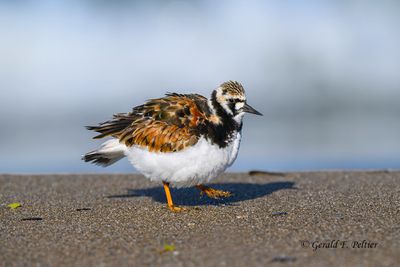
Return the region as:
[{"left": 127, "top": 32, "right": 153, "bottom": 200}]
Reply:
[{"left": 86, "top": 93, "right": 210, "bottom": 152}]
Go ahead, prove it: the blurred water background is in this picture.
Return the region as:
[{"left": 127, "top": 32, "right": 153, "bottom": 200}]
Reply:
[{"left": 1, "top": 0, "right": 399, "bottom": 173}]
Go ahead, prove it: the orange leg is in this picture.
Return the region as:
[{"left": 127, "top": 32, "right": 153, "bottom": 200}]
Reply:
[
  {"left": 196, "top": 184, "right": 232, "bottom": 199},
  {"left": 163, "top": 181, "right": 185, "bottom": 212}
]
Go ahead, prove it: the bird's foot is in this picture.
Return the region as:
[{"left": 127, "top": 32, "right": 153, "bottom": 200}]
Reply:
[
  {"left": 167, "top": 204, "right": 186, "bottom": 212},
  {"left": 197, "top": 185, "right": 232, "bottom": 199}
]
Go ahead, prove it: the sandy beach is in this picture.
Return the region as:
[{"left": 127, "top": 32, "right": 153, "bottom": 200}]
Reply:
[{"left": 1, "top": 171, "right": 399, "bottom": 266}]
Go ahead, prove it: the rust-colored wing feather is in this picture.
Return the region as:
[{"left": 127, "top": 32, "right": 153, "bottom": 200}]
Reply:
[{"left": 86, "top": 93, "right": 210, "bottom": 152}]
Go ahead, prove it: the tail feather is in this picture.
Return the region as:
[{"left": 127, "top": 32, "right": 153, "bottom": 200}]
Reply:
[
  {"left": 82, "top": 139, "right": 127, "bottom": 167},
  {"left": 86, "top": 113, "right": 135, "bottom": 139}
]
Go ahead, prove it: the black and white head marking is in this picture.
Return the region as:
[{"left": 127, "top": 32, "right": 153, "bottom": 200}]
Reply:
[{"left": 214, "top": 81, "right": 248, "bottom": 124}]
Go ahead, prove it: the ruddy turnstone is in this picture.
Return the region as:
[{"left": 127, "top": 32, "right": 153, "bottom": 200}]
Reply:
[{"left": 83, "top": 81, "right": 262, "bottom": 212}]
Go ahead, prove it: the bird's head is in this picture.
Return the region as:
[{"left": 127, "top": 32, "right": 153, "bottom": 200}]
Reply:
[{"left": 213, "top": 81, "right": 262, "bottom": 119}]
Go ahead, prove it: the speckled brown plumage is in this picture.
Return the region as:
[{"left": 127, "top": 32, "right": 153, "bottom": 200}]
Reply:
[{"left": 87, "top": 93, "right": 211, "bottom": 152}]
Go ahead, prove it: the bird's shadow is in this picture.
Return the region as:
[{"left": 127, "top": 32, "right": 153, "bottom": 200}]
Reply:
[{"left": 107, "top": 181, "right": 296, "bottom": 206}]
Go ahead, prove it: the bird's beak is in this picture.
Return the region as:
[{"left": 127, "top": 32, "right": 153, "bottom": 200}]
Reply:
[{"left": 243, "top": 103, "right": 263, "bottom": 116}]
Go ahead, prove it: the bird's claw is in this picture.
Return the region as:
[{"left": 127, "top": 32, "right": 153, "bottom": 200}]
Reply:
[
  {"left": 200, "top": 187, "right": 233, "bottom": 199},
  {"left": 167, "top": 205, "right": 186, "bottom": 212}
]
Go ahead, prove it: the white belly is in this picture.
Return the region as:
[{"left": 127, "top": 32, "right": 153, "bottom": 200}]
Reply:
[{"left": 125, "top": 133, "right": 241, "bottom": 187}]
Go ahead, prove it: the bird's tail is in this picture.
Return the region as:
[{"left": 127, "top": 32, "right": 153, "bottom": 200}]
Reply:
[{"left": 82, "top": 139, "right": 127, "bottom": 167}]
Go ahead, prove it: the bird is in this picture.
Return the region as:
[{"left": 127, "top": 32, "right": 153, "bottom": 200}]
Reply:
[{"left": 82, "top": 81, "right": 262, "bottom": 212}]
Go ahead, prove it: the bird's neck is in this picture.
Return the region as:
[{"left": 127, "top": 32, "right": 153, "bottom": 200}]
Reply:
[
  {"left": 208, "top": 91, "right": 225, "bottom": 118},
  {"left": 209, "top": 90, "right": 243, "bottom": 127},
  {"left": 203, "top": 91, "right": 242, "bottom": 148}
]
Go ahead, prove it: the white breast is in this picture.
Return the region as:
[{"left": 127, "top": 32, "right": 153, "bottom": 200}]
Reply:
[{"left": 125, "top": 132, "right": 242, "bottom": 187}]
